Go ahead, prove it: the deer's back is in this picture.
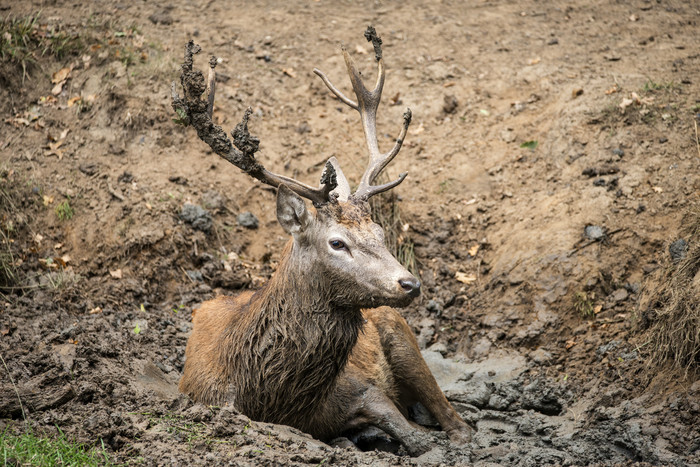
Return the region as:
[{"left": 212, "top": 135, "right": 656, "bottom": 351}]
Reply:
[{"left": 179, "top": 291, "right": 255, "bottom": 405}]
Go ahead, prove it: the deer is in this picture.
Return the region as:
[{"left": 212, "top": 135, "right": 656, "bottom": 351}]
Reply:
[{"left": 171, "top": 27, "right": 472, "bottom": 456}]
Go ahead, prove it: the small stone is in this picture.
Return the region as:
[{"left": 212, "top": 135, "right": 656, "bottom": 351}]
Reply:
[
  {"left": 426, "top": 299, "right": 443, "bottom": 315},
  {"left": 612, "top": 148, "right": 625, "bottom": 157},
  {"left": 669, "top": 239, "right": 688, "bottom": 263},
  {"left": 611, "top": 288, "right": 628, "bottom": 302},
  {"left": 659, "top": 137, "right": 668, "bottom": 143},
  {"left": 584, "top": 225, "right": 605, "bottom": 241},
  {"left": 180, "top": 203, "right": 212, "bottom": 232},
  {"left": 237, "top": 211, "right": 259, "bottom": 229},
  {"left": 186, "top": 270, "right": 203, "bottom": 282},
  {"left": 547, "top": 38, "right": 559, "bottom": 45},
  {"left": 530, "top": 348, "right": 552, "bottom": 364},
  {"left": 443, "top": 95, "right": 458, "bottom": 114}
]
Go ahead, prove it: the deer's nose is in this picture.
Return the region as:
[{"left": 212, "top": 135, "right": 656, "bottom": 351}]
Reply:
[{"left": 399, "top": 278, "right": 421, "bottom": 297}]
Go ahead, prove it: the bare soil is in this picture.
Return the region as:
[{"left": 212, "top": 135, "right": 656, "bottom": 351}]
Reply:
[{"left": 1, "top": 0, "right": 699, "bottom": 465}]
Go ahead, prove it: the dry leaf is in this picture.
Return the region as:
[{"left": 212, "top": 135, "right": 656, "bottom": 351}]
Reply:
[
  {"left": 652, "top": 186, "right": 663, "bottom": 193},
  {"left": 109, "top": 269, "right": 123, "bottom": 279},
  {"left": 467, "top": 244, "right": 480, "bottom": 257},
  {"left": 43, "top": 195, "right": 54, "bottom": 206},
  {"left": 67, "top": 96, "right": 82, "bottom": 107},
  {"left": 54, "top": 243, "right": 64, "bottom": 250},
  {"left": 455, "top": 271, "right": 477, "bottom": 284},
  {"left": 38, "top": 95, "right": 58, "bottom": 106},
  {"left": 34, "top": 233, "right": 44, "bottom": 244},
  {"left": 52, "top": 81, "right": 65, "bottom": 96},
  {"left": 51, "top": 67, "right": 71, "bottom": 84},
  {"left": 594, "top": 305, "right": 603, "bottom": 314},
  {"left": 605, "top": 84, "right": 619, "bottom": 95},
  {"left": 89, "top": 307, "right": 103, "bottom": 314},
  {"left": 565, "top": 340, "right": 577, "bottom": 349}
]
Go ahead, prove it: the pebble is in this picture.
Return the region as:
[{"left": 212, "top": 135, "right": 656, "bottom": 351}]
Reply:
[
  {"left": 611, "top": 288, "right": 628, "bottom": 302},
  {"left": 180, "top": 203, "right": 212, "bottom": 232},
  {"left": 669, "top": 239, "right": 688, "bottom": 263},
  {"left": 237, "top": 211, "right": 259, "bottom": 229},
  {"left": 612, "top": 148, "right": 625, "bottom": 157},
  {"left": 584, "top": 225, "right": 605, "bottom": 241}
]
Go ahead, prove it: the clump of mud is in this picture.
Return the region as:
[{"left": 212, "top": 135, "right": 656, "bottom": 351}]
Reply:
[{"left": 639, "top": 206, "right": 700, "bottom": 375}]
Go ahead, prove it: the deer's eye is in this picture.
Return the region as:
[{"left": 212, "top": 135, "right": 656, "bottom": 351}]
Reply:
[{"left": 329, "top": 239, "right": 346, "bottom": 251}]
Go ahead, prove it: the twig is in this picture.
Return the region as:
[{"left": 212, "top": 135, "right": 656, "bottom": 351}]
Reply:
[
  {"left": 107, "top": 183, "right": 125, "bottom": 201},
  {"left": 694, "top": 120, "right": 700, "bottom": 159},
  {"left": 0, "top": 353, "right": 27, "bottom": 421},
  {"left": 568, "top": 228, "right": 624, "bottom": 257}
]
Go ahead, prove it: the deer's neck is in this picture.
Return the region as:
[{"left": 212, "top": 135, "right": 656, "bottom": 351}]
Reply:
[{"left": 227, "top": 240, "right": 364, "bottom": 429}]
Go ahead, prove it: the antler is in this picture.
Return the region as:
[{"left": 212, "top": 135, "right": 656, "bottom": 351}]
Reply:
[
  {"left": 313, "top": 26, "right": 412, "bottom": 201},
  {"left": 171, "top": 41, "right": 338, "bottom": 207}
]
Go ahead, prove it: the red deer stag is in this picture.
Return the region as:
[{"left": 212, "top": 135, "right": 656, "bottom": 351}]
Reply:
[{"left": 171, "top": 27, "right": 472, "bottom": 455}]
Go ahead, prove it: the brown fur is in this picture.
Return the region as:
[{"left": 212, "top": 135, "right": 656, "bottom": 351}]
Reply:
[{"left": 180, "top": 200, "right": 472, "bottom": 455}]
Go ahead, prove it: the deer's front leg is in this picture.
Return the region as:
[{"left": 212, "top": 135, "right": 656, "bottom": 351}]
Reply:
[{"left": 342, "top": 385, "right": 435, "bottom": 456}]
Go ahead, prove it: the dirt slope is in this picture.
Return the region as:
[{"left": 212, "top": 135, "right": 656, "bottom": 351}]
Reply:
[{"left": 1, "top": 0, "right": 699, "bottom": 465}]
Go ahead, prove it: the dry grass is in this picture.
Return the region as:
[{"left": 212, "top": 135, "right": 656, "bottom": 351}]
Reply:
[
  {"left": 638, "top": 207, "right": 700, "bottom": 376},
  {"left": 369, "top": 190, "right": 419, "bottom": 278}
]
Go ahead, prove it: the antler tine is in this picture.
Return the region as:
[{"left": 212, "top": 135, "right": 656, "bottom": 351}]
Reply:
[
  {"left": 313, "top": 26, "right": 411, "bottom": 201},
  {"left": 171, "top": 41, "right": 337, "bottom": 207}
]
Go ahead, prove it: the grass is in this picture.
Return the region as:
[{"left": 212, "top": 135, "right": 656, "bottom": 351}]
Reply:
[
  {"left": 639, "top": 206, "right": 700, "bottom": 375},
  {"left": 369, "top": 188, "right": 419, "bottom": 277},
  {"left": 54, "top": 200, "right": 74, "bottom": 221},
  {"left": 0, "top": 13, "right": 83, "bottom": 82},
  {"left": 0, "top": 427, "right": 111, "bottom": 466},
  {"left": 574, "top": 291, "right": 595, "bottom": 320},
  {"left": 144, "top": 413, "right": 208, "bottom": 448}
]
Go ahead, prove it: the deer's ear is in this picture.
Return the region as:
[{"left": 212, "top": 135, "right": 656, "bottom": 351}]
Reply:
[{"left": 276, "top": 184, "right": 311, "bottom": 235}]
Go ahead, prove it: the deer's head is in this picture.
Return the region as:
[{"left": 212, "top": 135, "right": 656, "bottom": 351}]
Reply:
[{"left": 173, "top": 27, "right": 419, "bottom": 307}]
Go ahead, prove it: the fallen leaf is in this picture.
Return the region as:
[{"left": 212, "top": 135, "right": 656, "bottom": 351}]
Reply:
[
  {"left": 594, "top": 305, "right": 603, "bottom": 314},
  {"left": 109, "top": 269, "right": 123, "bottom": 279},
  {"left": 34, "top": 233, "right": 44, "bottom": 244},
  {"left": 67, "top": 96, "right": 82, "bottom": 107},
  {"left": 652, "top": 186, "right": 663, "bottom": 193},
  {"left": 54, "top": 243, "right": 63, "bottom": 250},
  {"left": 43, "top": 195, "right": 54, "bottom": 206},
  {"left": 38, "top": 95, "right": 58, "bottom": 106},
  {"left": 565, "top": 340, "right": 577, "bottom": 350},
  {"left": 51, "top": 80, "right": 65, "bottom": 96},
  {"left": 51, "top": 67, "right": 71, "bottom": 84},
  {"left": 89, "top": 307, "right": 103, "bottom": 314},
  {"left": 468, "top": 244, "right": 480, "bottom": 257},
  {"left": 605, "top": 84, "right": 619, "bottom": 95},
  {"left": 455, "top": 271, "right": 477, "bottom": 284}
]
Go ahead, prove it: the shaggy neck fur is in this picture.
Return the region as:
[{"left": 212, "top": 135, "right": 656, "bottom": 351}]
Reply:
[{"left": 221, "top": 240, "right": 364, "bottom": 432}]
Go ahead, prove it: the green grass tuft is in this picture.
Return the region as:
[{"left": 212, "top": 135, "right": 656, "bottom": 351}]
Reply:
[{"left": 0, "top": 427, "right": 111, "bottom": 466}]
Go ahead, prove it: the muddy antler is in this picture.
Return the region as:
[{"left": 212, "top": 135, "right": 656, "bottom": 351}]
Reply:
[
  {"left": 313, "top": 26, "right": 412, "bottom": 201},
  {"left": 171, "top": 40, "right": 338, "bottom": 206}
]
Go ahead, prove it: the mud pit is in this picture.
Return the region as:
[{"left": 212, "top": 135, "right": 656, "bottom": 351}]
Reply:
[{"left": 1, "top": 0, "right": 699, "bottom": 465}]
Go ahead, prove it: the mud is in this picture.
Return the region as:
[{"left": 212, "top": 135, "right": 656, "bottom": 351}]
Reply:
[{"left": 1, "top": 0, "right": 699, "bottom": 465}]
